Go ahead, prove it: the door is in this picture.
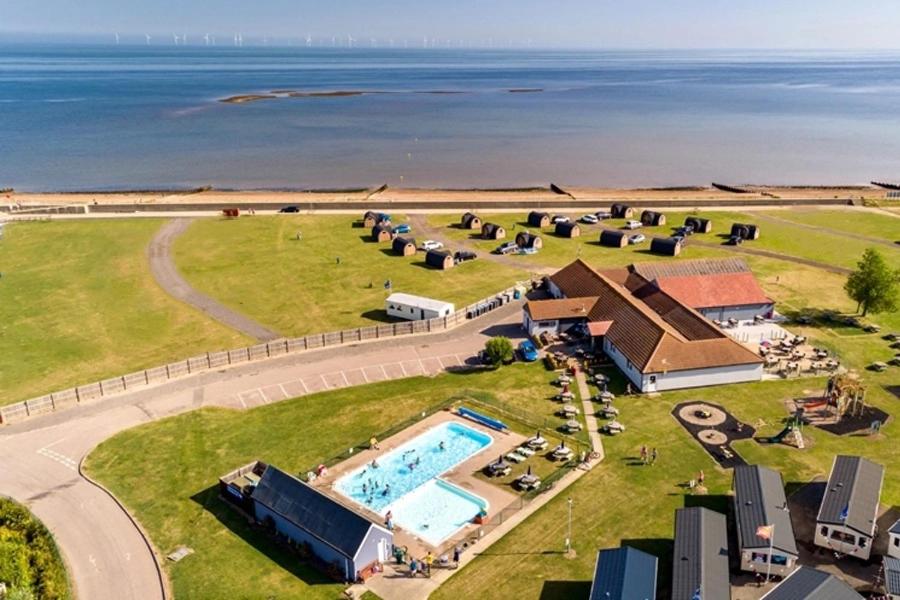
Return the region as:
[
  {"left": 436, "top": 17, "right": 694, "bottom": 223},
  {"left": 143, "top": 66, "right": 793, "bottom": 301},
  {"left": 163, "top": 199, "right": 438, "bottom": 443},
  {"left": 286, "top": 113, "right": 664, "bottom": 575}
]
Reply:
[{"left": 377, "top": 538, "right": 390, "bottom": 562}]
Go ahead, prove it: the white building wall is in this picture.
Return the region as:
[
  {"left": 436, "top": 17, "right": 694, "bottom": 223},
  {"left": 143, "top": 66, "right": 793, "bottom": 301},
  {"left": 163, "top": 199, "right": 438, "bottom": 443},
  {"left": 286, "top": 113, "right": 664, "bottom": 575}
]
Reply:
[
  {"left": 739, "top": 549, "right": 797, "bottom": 577},
  {"left": 523, "top": 312, "right": 559, "bottom": 337},
  {"left": 815, "top": 524, "right": 874, "bottom": 560},
  {"left": 602, "top": 338, "right": 644, "bottom": 390},
  {"left": 699, "top": 303, "right": 775, "bottom": 322},
  {"left": 646, "top": 363, "right": 763, "bottom": 392},
  {"left": 890, "top": 533, "right": 900, "bottom": 559},
  {"left": 385, "top": 299, "right": 453, "bottom": 321}
]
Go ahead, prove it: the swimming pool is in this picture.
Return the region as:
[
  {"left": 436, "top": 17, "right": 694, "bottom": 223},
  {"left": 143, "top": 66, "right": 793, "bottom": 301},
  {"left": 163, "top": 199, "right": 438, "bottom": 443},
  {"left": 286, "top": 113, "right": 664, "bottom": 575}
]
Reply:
[{"left": 334, "top": 421, "right": 493, "bottom": 544}]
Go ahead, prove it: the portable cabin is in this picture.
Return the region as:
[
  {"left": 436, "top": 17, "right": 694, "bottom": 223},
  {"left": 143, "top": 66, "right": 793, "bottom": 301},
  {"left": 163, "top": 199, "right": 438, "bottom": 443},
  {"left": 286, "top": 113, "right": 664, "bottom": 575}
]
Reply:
[
  {"left": 672, "top": 507, "right": 731, "bottom": 600},
  {"left": 372, "top": 223, "right": 394, "bottom": 242},
  {"left": 392, "top": 236, "right": 417, "bottom": 256},
  {"left": 733, "top": 465, "right": 798, "bottom": 576},
  {"left": 589, "top": 546, "right": 657, "bottom": 600},
  {"left": 684, "top": 216, "right": 712, "bottom": 233},
  {"left": 814, "top": 455, "right": 884, "bottom": 560},
  {"left": 610, "top": 203, "right": 635, "bottom": 219},
  {"left": 650, "top": 237, "right": 682, "bottom": 256},
  {"left": 527, "top": 211, "right": 551, "bottom": 228},
  {"left": 250, "top": 464, "right": 393, "bottom": 582},
  {"left": 884, "top": 556, "right": 900, "bottom": 600},
  {"left": 481, "top": 222, "right": 506, "bottom": 240},
  {"left": 760, "top": 566, "right": 862, "bottom": 600},
  {"left": 599, "top": 230, "right": 628, "bottom": 248},
  {"left": 385, "top": 292, "right": 455, "bottom": 320},
  {"left": 731, "top": 223, "right": 760, "bottom": 240},
  {"left": 425, "top": 249, "right": 454, "bottom": 269},
  {"left": 515, "top": 231, "right": 543, "bottom": 250},
  {"left": 363, "top": 211, "right": 390, "bottom": 228},
  {"left": 640, "top": 210, "right": 666, "bottom": 226},
  {"left": 555, "top": 221, "right": 581, "bottom": 238},
  {"left": 889, "top": 519, "right": 900, "bottom": 559},
  {"left": 461, "top": 212, "right": 482, "bottom": 230}
]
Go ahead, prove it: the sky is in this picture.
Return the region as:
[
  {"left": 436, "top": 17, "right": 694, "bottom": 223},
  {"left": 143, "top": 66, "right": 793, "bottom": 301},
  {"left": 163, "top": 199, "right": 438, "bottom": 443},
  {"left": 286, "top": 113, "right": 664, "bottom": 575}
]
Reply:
[{"left": 2, "top": 0, "right": 900, "bottom": 49}]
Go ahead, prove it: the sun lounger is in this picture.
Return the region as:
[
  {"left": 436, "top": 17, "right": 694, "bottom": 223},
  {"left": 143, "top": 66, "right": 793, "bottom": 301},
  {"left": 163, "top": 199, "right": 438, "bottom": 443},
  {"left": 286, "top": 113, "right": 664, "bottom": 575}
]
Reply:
[
  {"left": 525, "top": 436, "right": 548, "bottom": 450},
  {"left": 516, "top": 446, "right": 535, "bottom": 457},
  {"left": 505, "top": 452, "right": 527, "bottom": 463},
  {"left": 551, "top": 445, "right": 574, "bottom": 461},
  {"left": 515, "top": 474, "right": 541, "bottom": 491}
]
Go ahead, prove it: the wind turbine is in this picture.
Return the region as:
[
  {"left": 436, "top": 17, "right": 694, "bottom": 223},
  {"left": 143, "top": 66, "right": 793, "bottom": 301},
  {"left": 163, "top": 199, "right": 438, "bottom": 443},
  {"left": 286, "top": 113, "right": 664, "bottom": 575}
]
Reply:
[
  {"left": 203, "top": 33, "right": 210, "bottom": 46},
  {"left": 172, "top": 33, "right": 180, "bottom": 45},
  {"left": 347, "top": 34, "right": 355, "bottom": 48},
  {"left": 182, "top": 34, "right": 188, "bottom": 45},
  {"left": 114, "top": 32, "right": 120, "bottom": 45},
  {"left": 145, "top": 34, "right": 152, "bottom": 45},
  {"left": 305, "top": 33, "right": 312, "bottom": 47}
]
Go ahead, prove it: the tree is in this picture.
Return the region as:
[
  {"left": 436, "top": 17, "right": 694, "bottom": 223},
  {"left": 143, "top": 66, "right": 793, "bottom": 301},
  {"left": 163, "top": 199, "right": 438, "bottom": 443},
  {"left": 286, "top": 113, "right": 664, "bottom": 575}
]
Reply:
[
  {"left": 844, "top": 248, "right": 900, "bottom": 316},
  {"left": 484, "top": 336, "right": 514, "bottom": 366}
]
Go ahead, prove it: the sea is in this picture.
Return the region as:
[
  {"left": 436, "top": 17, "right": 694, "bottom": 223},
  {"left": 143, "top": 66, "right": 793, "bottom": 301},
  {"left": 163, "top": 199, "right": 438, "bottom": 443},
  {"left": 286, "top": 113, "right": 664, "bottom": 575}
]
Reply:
[{"left": 2, "top": 45, "right": 900, "bottom": 191}]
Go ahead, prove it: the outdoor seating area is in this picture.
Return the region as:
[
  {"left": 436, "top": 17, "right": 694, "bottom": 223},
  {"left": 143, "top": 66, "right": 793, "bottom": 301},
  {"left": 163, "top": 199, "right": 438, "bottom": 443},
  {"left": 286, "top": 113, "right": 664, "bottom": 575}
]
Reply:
[{"left": 759, "top": 335, "right": 842, "bottom": 378}]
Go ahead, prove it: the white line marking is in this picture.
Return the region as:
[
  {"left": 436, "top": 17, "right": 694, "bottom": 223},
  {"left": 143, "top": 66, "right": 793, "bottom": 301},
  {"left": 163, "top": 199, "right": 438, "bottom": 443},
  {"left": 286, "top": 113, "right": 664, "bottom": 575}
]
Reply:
[
  {"left": 380, "top": 364, "right": 389, "bottom": 379},
  {"left": 360, "top": 368, "right": 369, "bottom": 383},
  {"left": 258, "top": 387, "right": 269, "bottom": 403},
  {"left": 278, "top": 383, "right": 289, "bottom": 398},
  {"left": 399, "top": 362, "right": 408, "bottom": 376},
  {"left": 299, "top": 378, "right": 309, "bottom": 393},
  {"left": 237, "top": 394, "right": 247, "bottom": 409},
  {"left": 42, "top": 438, "right": 67, "bottom": 449},
  {"left": 341, "top": 371, "right": 350, "bottom": 386},
  {"left": 436, "top": 356, "right": 446, "bottom": 369},
  {"left": 320, "top": 374, "right": 329, "bottom": 389}
]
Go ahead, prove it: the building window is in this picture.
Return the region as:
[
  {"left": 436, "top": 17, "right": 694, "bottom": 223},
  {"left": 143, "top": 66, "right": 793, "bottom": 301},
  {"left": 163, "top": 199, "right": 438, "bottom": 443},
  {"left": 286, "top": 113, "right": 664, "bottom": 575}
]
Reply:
[
  {"left": 538, "top": 321, "right": 553, "bottom": 328},
  {"left": 751, "top": 552, "right": 768, "bottom": 564},
  {"left": 649, "top": 375, "right": 657, "bottom": 384},
  {"left": 820, "top": 526, "right": 828, "bottom": 537},
  {"left": 771, "top": 555, "right": 787, "bottom": 566},
  {"left": 830, "top": 530, "right": 855, "bottom": 545},
  {"left": 894, "top": 537, "right": 899, "bottom": 547},
  {"left": 859, "top": 537, "right": 868, "bottom": 548}
]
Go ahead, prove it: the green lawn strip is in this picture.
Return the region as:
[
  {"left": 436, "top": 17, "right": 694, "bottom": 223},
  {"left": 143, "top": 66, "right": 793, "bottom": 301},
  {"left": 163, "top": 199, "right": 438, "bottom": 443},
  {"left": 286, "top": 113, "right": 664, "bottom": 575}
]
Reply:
[
  {"left": 0, "top": 496, "right": 71, "bottom": 600},
  {"left": 173, "top": 215, "right": 529, "bottom": 337},
  {"left": 84, "top": 365, "right": 570, "bottom": 600},
  {"left": 759, "top": 209, "right": 900, "bottom": 242},
  {"left": 0, "top": 219, "right": 248, "bottom": 406}
]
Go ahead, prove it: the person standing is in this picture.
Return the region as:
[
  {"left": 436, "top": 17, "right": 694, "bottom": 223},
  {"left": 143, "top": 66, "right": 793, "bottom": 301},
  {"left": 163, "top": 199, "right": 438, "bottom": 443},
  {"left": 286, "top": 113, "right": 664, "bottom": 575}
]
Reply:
[
  {"left": 453, "top": 546, "right": 461, "bottom": 567},
  {"left": 650, "top": 447, "right": 658, "bottom": 465},
  {"left": 698, "top": 470, "right": 705, "bottom": 486},
  {"left": 639, "top": 445, "right": 648, "bottom": 464}
]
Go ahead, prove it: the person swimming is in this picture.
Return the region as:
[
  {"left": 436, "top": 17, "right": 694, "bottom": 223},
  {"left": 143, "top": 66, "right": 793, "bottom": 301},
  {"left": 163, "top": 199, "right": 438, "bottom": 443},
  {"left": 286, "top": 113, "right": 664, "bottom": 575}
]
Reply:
[
  {"left": 415, "top": 456, "right": 420, "bottom": 466},
  {"left": 439, "top": 441, "right": 446, "bottom": 451},
  {"left": 362, "top": 483, "right": 367, "bottom": 494},
  {"left": 371, "top": 459, "right": 379, "bottom": 469}
]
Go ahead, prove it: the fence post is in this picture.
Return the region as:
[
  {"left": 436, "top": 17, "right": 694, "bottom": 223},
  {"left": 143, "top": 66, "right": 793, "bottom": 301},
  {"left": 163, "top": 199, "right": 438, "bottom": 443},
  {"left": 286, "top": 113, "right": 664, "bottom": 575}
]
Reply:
[
  {"left": 246, "top": 347, "right": 251, "bottom": 361},
  {"left": 121, "top": 375, "right": 127, "bottom": 390},
  {"left": 166, "top": 364, "right": 171, "bottom": 379},
  {"left": 284, "top": 340, "right": 289, "bottom": 353},
  {"left": 99, "top": 380, "right": 104, "bottom": 397},
  {"left": 340, "top": 331, "right": 344, "bottom": 344},
  {"left": 145, "top": 370, "right": 150, "bottom": 385},
  {"left": 322, "top": 333, "right": 326, "bottom": 346},
  {"left": 75, "top": 387, "right": 81, "bottom": 403},
  {"left": 207, "top": 352, "right": 212, "bottom": 368}
]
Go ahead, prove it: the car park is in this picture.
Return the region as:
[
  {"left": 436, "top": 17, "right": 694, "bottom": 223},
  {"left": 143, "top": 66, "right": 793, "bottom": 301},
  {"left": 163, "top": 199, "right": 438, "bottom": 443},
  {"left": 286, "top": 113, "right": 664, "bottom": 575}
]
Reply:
[
  {"left": 624, "top": 220, "right": 642, "bottom": 230},
  {"left": 494, "top": 241, "right": 519, "bottom": 255},
  {"left": 518, "top": 340, "right": 539, "bottom": 362},
  {"left": 580, "top": 214, "right": 599, "bottom": 224},
  {"left": 420, "top": 240, "right": 443, "bottom": 251},
  {"left": 628, "top": 233, "right": 646, "bottom": 244}
]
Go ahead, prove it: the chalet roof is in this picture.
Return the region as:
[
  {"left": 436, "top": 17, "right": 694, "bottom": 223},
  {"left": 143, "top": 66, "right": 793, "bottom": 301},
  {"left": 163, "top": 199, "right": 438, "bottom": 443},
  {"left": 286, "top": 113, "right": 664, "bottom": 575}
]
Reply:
[
  {"left": 761, "top": 567, "right": 862, "bottom": 600},
  {"left": 671, "top": 507, "right": 731, "bottom": 600},
  {"left": 817, "top": 455, "right": 884, "bottom": 537},
  {"left": 733, "top": 465, "right": 798, "bottom": 556},
  {"left": 589, "top": 546, "right": 657, "bottom": 600}
]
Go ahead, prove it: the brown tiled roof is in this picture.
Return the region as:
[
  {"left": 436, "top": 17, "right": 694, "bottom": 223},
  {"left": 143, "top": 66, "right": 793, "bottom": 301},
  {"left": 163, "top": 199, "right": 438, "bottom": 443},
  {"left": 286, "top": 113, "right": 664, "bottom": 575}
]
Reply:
[
  {"left": 653, "top": 272, "right": 772, "bottom": 309},
  {"left": 631, "top": 257, "right": 750, "bottom": 280},
  {"left": 525, "top": 298, "right": 597, "bottom": 321},
  {"left": 587, "top": 321, "right": 613, "bottom": 336},
  {"left": 548, "top": 259, "right": 762, "bottom": 373}
]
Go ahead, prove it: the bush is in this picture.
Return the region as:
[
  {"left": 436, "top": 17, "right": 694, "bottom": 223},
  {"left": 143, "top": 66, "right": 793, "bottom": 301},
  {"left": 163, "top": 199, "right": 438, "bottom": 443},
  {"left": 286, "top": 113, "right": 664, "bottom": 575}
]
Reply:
[
  {"left": 484, "top": 337, "right": 514, "bottom": 366},
  {"left": 0, "top": 498, "right": 70, "bottom": 600}
]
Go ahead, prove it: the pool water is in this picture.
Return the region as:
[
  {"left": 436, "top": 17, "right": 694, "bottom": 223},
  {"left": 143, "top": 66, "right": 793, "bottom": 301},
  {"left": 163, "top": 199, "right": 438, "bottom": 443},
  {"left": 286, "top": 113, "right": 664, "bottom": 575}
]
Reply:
[{"left": 334, "top": 421, "right": 493, "bottom": 543}]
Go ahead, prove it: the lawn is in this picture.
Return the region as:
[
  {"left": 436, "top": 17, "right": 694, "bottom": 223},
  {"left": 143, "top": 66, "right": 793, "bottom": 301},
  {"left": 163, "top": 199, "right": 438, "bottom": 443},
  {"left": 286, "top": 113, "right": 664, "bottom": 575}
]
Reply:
[
  {"left": 760, "top": 209, "right": 900, "bottom": 242},
  {"left": 0, "top": 219, "right": 248, "bottom": 406},
  {"left": 83, "top": 364, "right": 583, "bottom": 600},
  {"left": 0, "top": 496, "right": 70, "bottom": 600},
  {"left": 173, "top": 215, "right": 529, "bottom": 337}
]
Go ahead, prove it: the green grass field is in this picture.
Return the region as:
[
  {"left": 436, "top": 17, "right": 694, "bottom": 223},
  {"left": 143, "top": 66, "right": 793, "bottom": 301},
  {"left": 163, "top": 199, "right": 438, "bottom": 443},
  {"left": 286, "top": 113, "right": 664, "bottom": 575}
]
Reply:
[
  {"left": 173, "top": 215, "right": 529, "bottom": 336},
  {"left": 760, "top": 209, "right": 900, "bottom": 242},
  {"left": 0, "top": 220, "right": 248, "bottom": 406},
  {"left": 0, "top": 497, "right": 70, "bottom": 599},
  {"left": 83, "top": 365, "right": 585, "bottom": 600}
]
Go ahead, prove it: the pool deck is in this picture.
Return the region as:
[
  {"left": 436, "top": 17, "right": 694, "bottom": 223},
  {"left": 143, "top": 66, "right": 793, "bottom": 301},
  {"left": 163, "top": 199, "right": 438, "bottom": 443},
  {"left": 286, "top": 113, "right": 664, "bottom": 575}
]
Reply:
[{"left": 312, "top": 410, "right": 525, "bottom": 559}]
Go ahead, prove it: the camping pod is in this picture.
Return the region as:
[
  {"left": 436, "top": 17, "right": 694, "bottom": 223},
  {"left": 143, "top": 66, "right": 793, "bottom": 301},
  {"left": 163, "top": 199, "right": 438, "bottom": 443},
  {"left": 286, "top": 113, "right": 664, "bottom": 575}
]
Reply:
[
  {"left": 363, "top": 211, "right": 390, "bottom": 228},
  {"left": 425, "top": 249, "right": 454, "bottom": 269},
  {"left": 650, "top": 237, "right": 682, "bottom": 256},
  {"left": 481, "top": 223, "right": 506, "bottom": 240},
  {"left": 461, "top": 212, "right": 482, "bottom": 230},
  {"left": 392, "top": 236, "right": 417, "bottom": 256},
  {"left": 527, "top": 211, "right": 551, "bottom": 228},
  {"left": 599, "top": 230, "right": 628, "bottom": 248},
  {"left": 640, "top": 210, "right": 666, "bottom": 226},
  {"left": 684, "top": 216, "right": 713, "bottom": 233},
  {"left": 610, "top": 203, "right": 635, "bottom": 219},
  {"left": 372, "top": 224, "right": 394, "bottom": 242},
  {"left": 515, "top": 231, "right": 543, "bottom": 250},
  {"left": 731, "top": 223, "right": 760, "bottom": 240},
  {"left": 555, "top": 222, "right": 581, "bottom": 238}
]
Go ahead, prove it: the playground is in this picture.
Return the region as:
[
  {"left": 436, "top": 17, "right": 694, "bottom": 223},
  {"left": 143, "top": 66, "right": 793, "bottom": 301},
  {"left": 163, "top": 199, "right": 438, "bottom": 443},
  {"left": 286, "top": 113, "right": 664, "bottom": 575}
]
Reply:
[
  {"left": 784, "top": 373, "right": 889, "bottom": 437},
  {"left": 672, "top": 402, "right": 755, "bottom": 468}
]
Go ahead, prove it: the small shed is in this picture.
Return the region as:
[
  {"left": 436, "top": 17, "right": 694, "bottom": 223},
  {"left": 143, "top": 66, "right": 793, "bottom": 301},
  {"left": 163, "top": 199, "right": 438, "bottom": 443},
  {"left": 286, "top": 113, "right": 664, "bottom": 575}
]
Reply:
[
  {"left": 527, "top": 211, "right": 551, "bottom": 228},
  {"left": 372, "top": 224, "right": 394, "bottom": 242},
  {"left": 481, "top": 223, "right": 506, "bottom": 240},
  {"left": 589, "top": 546, "right": 658, "bottom": 600},
  {"left": 425, "top": 249, "right": 454, "bottom": 269},
  {"left": 685, "top": 216, "right": 713, "bottom": 233},
  {"left": 610, "top": 203, "right": 635, "bottom": 219},
  {"left": 731, "top": 223, "right": 760, "bottom": 240},
  {"left": 363, "top": 211, "right": 390, "bottom": 228},
  {"left": 599, "top": 230, "right": 628, "bottom": 248},
  {"left": 640, "top": 210, "right": 666, "bottom": 226},
  {"left": 515, "top": 231, "right": 543, "bottom": 250},
  {"left": 555, "top": 222, "right": 581, "bottom": 238},
  {"left": 386, "top": 292, "right": 454, "bottom": 320},
  {"left": 461, "top": 212, "right": 482, "bottom": 230},
  {"left": 650, "top": 237, "right": 682, "bottom": 256},
  {"left": 392, "top": 236, "right": 417, "bottom": 256}
]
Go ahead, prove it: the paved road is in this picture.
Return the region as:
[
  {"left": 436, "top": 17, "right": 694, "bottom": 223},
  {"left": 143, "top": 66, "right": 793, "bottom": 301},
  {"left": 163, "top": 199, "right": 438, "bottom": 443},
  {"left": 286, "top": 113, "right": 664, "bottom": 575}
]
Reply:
[
  {"left": 148, "top": 218, "right": 282, "bottom": 341},
  {"left": 0, "top": 302, "right": 526, "bottom": 600}
]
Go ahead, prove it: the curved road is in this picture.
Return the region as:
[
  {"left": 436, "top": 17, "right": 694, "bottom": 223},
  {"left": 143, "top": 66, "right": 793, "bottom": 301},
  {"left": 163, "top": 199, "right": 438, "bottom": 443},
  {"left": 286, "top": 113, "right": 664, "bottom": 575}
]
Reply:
[
  {"left": 0, "top": 301, "right": 526, "bottom": 600},
  {"left": 148, "top": 219, "right": 281, "bottom": 341}
]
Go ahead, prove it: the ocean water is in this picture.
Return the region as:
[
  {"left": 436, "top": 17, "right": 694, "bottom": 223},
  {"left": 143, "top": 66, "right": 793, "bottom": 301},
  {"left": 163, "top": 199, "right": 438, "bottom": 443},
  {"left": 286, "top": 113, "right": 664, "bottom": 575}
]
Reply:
[{"left": 2, "top": 45, "right": 900, "bottom": 191}]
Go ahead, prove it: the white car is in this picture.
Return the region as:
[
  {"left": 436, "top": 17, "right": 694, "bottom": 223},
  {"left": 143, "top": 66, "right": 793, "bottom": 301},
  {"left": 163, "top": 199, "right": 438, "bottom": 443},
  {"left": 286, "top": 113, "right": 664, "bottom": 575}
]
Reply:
[
  {"left": 628, "top": 233, "right": 646, "bottom": 244},
  {"left": 580, "top": 214, "right": 599, "bottom": 224},
  {"left": 420, "top": 240, "right": 443, "bottom": 251},
  {"left": 594, "top": 211, "right": 612, "bottom": 220},
  {"left": 624, "top": 220, "right": 643, "bottom": 230},
  {"left": 551, "top": 215, "right": 570, "bottom": 224}
]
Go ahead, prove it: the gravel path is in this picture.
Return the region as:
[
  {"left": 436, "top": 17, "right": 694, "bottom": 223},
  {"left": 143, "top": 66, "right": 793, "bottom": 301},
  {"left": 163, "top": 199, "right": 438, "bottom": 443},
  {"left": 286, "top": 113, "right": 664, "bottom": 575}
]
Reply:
[{"left": 148, "top": 219, "right": 281, "bottom": 341}]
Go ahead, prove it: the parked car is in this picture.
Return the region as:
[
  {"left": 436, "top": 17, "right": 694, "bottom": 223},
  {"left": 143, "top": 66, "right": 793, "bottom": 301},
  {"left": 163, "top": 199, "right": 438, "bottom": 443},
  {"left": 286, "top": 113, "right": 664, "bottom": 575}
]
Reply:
[
  {"left": 727, "top": 235, "right": 743, "bottom": 246},
  {"left": 594, "top": 211, "right": 613, "bottom": 220},
  {"left": 580, "top": 214, "right": 599, "bottom": 224},
  {"left": 420, "top": 240, "right": 443, "bottom": 251},
  {"left": 279, "top": 205, "right": 300, "bottom": 213},
  {"left": 454, "top": 250, "right": 477, "bottom": 263},
  {"left": 672, "top": 234, "right": 687, "bottom": 245},
  {"left": 551, "top": 215, "right": 570, "bottom": 224},
  {"left": 393, "top": 223, "right": 411, "bottom": 234},
  {"left": 675, "top": 225, "right": 694, "bottom": 236},
  {"left": 518, "top": 340, "right": 539, "bottom": 362},
  {"left": 624, "top": 220, "right": 642, "bottom": 230},
  {"left": 628, "top": 233, "right": 646, "bottom": 244},
  {"left": 494, "top": 241, "right": 519, "bottom": 255}
]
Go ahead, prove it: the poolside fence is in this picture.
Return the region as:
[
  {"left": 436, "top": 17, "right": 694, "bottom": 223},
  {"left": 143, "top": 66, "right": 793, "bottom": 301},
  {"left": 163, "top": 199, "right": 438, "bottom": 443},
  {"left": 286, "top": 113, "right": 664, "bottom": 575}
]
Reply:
[{"left": 0, "top": 281, "right": 536, "bottom": 425}]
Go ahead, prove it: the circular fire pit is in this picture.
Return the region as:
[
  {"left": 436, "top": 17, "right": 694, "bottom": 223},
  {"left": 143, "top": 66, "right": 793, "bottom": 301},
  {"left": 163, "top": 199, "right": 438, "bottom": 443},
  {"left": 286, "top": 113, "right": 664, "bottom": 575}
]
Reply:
[{"left": 678, "top": 403, "right": 727, "bottom": 427}]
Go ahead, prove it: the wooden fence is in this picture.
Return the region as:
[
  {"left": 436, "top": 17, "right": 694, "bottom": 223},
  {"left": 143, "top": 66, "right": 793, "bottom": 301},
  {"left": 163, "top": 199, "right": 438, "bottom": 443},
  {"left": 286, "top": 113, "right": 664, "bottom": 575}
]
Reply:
[{"left": 0, "top": 283, "right": 532, "bottom": 425}]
